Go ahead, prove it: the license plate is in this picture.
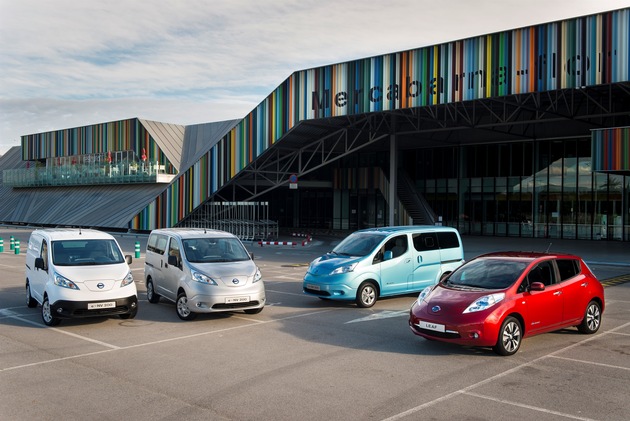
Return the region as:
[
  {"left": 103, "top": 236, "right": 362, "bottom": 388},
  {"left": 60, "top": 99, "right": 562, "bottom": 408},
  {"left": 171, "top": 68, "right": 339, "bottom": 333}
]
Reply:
[
  {"left": 418, "top": 320, "right": 445, "bottom": 332},
  {"left": 88, "top": 301, "right": 116, "bottom": 310},
  {"left": 226, "top": 296, "right": 249, "bottom": 304},
  {"left": 306, "top": 284, "right": 320, "bottom": 291}
]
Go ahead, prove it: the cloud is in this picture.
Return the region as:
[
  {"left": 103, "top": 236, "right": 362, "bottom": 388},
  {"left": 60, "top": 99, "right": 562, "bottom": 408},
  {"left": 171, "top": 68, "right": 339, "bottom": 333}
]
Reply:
[{"left": 1, "top": 0, "right": 629, "bottom": 154}]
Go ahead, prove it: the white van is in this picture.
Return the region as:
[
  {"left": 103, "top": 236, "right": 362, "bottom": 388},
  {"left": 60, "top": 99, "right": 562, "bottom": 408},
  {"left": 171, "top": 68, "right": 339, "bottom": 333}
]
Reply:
[
  {"left": 25, "top": 229, "right": 137, "bottom": 326},
  {"left": 303, "top": 226, "right": 465, "bottom": 307},
  {"left": 144, "top": 228, "right": 265, "bottom": 320}
]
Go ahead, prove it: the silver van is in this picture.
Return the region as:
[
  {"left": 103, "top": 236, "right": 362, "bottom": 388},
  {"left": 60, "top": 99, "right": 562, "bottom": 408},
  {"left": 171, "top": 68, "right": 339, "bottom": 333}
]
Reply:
[
  {"left": 25, "top": 228, "right": 137, "bottom": 326},
  {"left": 303, "top": 226, "right": 465, "bottom": 307},
  {"left": 144, "top": 228, "right": 265, "bottom": 320}
]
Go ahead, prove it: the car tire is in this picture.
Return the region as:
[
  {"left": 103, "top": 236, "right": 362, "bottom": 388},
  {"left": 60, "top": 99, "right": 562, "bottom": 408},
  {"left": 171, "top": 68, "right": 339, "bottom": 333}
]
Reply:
[
  {"left": 355, "top": 282, "right": 377, "bottom": 308},
  {"left": 120, "top": 308, "right": 137, "bottom": 319},
  {"left": 41, "top": 295, "right": 60, "bottom": 327},
  {"left": 577, "top": 300, "right": 601, "bottom": 334},
  {"left": 146, "top": 278, "right": 160, "bottom": 304},
  {"left": 244, "top": 307, "right": 263, "bottom": 315},
  {"left": 26, "top": 283, "right": 37, "bottom": 308},
  {"left": 176, "top": 292, "right": 197, "bottom": 320},
  {"left": 493, "top": 316, "right": 521, "bottom": 356}
]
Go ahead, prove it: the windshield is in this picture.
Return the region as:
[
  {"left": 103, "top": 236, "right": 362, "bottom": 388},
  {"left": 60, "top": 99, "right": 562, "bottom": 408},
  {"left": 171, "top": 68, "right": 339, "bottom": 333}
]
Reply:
[
  {"left": 332, "top": 232, "right": 386, "bottom": 257},
  {"left": 182, "top": 238, "right": 250, "bottom": 263},
  {"left": 445, "top": 258, "right": 528, "bottom": 290},
  {"left": 51, "top": 239, "right": 124, "bottom": 266}
]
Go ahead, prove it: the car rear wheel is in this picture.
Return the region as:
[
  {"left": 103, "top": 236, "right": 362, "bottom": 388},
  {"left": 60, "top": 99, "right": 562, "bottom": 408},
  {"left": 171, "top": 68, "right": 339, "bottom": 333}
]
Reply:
[
  {"left": 355, "top": 282, "right": 377, "bottom": 308},
  {"left": 41, "top": 295, "right": 60, "bottom": 327},
  {"left": 26, "top": 283, "right": 37, "bottom": 308},
  {"left": 146, "top": 278, "right": 160, "bottom": 304},
  {"left": 577, "top": 301, "right": 601, "bottom": 334},
  {"left": 176, "top": 292, "right": 197, "bottom": 320},
  {"left": 493, "top": 316, "right": 521, "bottom": 356}
]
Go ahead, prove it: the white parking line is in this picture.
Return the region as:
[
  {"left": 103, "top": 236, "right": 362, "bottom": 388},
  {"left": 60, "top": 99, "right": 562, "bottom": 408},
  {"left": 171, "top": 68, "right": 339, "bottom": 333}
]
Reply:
[
  {"left": 463, "top": 391, "right": 598, "bottom": 421},
  {"left": 0, "top": 309, "right": 337, "bottom": 372},
  {"left": 381, "top": 321, "right": 630, "bottom": 421}
]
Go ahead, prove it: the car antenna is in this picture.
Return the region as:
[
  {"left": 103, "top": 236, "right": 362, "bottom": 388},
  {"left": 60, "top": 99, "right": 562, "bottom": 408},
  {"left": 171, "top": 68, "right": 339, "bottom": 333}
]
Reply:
[{"left": 545, "top": 242, "right": 552, "bottom": 253}]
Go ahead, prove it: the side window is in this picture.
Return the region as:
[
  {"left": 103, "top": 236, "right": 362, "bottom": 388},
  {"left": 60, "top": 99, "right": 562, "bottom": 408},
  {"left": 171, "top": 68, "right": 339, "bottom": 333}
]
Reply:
[
  {"left": 385, "top": 235, "right": 408, "bottom": 258},
  {"left": 168, "top": 238, "right": 180, "bottom": 261},
  {"left": 147, "top": 234, "right": 168, "bottom": 254},
  {"left": 436, "top": 232, "right": 460, "bottom": 250},
  {"left": 412, "top": 233, "right": 438, "bottom": 252},
  {"left": 556, "top": 259, "right": 581, "bottom": 282},
  {"left": 41, "top": 240, "right": 49, "bottom": 269},
  {"left": 527, "top": 261, "right": 556, "bottom": 286}
]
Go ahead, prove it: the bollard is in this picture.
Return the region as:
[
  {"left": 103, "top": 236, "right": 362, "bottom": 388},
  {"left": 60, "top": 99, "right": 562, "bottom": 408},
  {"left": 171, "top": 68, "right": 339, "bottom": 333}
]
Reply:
[
  {"left": 10, "top": 236, "right": 15, "bottom": 251},
  {"left": 14, "top": 239, "right": 20, "bottom": 255},
  {"left": 0, "top": 237, "right": 3, "bottom": 253},
  {"left": 135, "top": 241, "right": 141, "bottom": 258}
]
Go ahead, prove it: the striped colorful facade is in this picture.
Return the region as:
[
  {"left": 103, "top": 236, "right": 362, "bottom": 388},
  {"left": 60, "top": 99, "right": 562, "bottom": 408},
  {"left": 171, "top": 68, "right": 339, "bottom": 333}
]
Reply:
[
  {"left": 21, "top": 118, "right": 172, "bottom": 169},
  {"left": 592, "top": 127, "right": 630, "bottom": 171}
]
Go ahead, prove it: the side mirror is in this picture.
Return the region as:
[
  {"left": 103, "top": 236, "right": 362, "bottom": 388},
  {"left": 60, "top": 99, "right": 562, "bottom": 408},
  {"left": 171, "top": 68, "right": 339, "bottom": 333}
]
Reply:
[
  {"left": 35, "top": 257, "right": 46, "bottom": 270},
  {"left": 125, "top": 255, "right": 133, "bottom": 264},
  {"left": 529, "top": 281, "right": 545, "bottom": 292},
  {"left": 383, "top": 250, "right": 393, "bottom": 261},
  {"left": 168, "top": 255, "right": 179, "bottom": 267}
]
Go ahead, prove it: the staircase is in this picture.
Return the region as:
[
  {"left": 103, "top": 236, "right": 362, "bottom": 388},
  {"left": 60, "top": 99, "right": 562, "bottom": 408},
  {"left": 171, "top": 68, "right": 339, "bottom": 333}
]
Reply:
[{"left": 396, "top": 170, "right": 436, "bottom": 225}]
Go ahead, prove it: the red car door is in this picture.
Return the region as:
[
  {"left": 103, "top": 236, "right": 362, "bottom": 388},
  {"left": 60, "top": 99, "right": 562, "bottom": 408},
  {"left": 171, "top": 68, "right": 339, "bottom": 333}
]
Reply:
[{"left": 521, "top": 261, "right": 563, "bottom": 334}]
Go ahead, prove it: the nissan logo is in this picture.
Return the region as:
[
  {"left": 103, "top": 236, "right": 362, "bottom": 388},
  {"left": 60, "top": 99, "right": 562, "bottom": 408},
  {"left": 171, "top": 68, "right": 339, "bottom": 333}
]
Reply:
[
  {"left": 232, "top": 278, "right": 240, "bottom": 285},
  {"left": 97, "top": 283, "right": 105, "bottom": 289},
  {"left": 431, "top": 305, "right": 441, "bottom": 313}
]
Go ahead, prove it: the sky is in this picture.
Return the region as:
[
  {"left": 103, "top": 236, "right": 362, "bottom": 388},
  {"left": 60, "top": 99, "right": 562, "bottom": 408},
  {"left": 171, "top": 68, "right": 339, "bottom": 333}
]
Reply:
[{"left": 1, "top": 0, "right": 629, "bottom": 155}]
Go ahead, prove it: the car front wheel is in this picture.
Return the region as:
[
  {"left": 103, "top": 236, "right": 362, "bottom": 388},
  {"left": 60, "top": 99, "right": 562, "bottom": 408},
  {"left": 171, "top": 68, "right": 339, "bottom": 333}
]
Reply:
[
  {"left": 355, "top": 282, "right": 377, "bottom": 308},
  {"left": 577, "top": 300, "right": 601, "bottom": 334},
  {"left": 176, "top": 292, "right": 197, "bottom": 320},
  {"left": 41, "top": 296, "right": 60, "bottom": 327},
  {"left": 493, "top": 316, "right": 521, "bottom": 356}
]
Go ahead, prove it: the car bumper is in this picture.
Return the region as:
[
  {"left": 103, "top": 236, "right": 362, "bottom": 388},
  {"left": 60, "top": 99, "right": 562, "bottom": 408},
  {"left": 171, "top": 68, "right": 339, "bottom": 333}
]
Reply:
[
  {"left": 50, "top": 295, "right": 138, "bottom": 319},
  {"left": 408, "top": 306, "right": 500, "bottom": 347},
  {"left": 186, "top": 284, "right": 266, "bottom": 313},
  {"left": 302, "top": 273, "right": 356, "bottom": 300}
]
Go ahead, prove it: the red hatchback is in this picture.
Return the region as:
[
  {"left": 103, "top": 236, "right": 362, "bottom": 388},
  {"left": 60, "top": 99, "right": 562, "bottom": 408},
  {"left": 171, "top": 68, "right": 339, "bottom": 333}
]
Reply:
[{"left": 409, "top": 252, "right": 604, "bottom": 356}]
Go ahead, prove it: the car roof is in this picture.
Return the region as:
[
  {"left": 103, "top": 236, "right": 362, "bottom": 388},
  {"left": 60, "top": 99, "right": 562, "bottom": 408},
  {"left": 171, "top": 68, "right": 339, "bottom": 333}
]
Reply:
[
  {"left": 474, "top": 251, "right": 583, "bottom": 261},
  {"left": 353, "top": 225, "right": 460, "bottom": 235},
  {"left": 150, "top": 228, "right": 237, "bottom": 240},
  {"left": 31, "top": 228, "right": 115, "bottom": 241}
]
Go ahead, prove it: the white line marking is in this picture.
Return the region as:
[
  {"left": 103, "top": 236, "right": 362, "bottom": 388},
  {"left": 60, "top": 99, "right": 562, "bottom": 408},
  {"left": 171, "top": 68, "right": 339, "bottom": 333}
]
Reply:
[
  {"left": 463, "top": 391, "right": 598, "bottom": 421},
  {"left": 381, "top": 321, "right": 630, "bottom": 421},
  {"left": 548, "top": 355, "right": 630, "bottom": 371},
  {"left": 0, "top": 309, "right": 337, "bottom": 372}
]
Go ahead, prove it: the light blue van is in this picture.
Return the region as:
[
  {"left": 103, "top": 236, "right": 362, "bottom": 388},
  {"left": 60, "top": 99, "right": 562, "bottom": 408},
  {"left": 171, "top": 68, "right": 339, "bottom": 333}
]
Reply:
[{"left": 302, "top": 226, "right": 464, "bottom": 307}]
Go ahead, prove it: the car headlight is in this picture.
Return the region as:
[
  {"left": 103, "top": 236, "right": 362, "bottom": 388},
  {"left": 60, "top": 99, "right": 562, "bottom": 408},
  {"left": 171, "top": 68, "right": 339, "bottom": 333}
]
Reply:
[
  {"left": 330, "top": 263, "right": 357, "bottom": 275},
  {"left": 417, "top": 286, "right": 433, "bottom": 303},
  {"left": 463, "top": 293, "right": 505, "bottom": 313},
  {"left": 53, "top": 272, "right": 79, "bottom": 290},
  {"left": 191, "top": 269, "right": 217, "bottom": 285},
  {"left": 121, "top": 271, "right": 134, "bottom": 287},
  {"left": 253, "top": 267, "right": 262, "bottom": 283}
]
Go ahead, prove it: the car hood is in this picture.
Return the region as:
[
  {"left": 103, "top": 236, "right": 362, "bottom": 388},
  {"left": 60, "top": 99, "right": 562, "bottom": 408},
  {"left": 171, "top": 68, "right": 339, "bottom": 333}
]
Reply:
[
  {"left": 55, "top": 263, "right": 131, "bottom": 292},
  {"left": 191, "top": 261, "right": 257, "bottom": 285},
  {"left": 423, "top": 285, "right": 495, "bottom": 314},
  {"left": 308, "top": 254, "right": 362, "bottom": 275}
]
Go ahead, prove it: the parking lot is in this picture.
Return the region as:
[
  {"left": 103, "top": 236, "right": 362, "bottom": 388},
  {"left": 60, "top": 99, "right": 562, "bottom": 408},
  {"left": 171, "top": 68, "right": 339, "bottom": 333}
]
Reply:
[{"left": 1, "top": 227, "right": 629, "bottom": 420}]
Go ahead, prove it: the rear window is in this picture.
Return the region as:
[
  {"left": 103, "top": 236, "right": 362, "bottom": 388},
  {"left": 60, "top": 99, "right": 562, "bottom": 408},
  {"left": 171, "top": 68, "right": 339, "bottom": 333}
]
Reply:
[{"left": 556, "top": 259, "right": 581, "bottom": 281}]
